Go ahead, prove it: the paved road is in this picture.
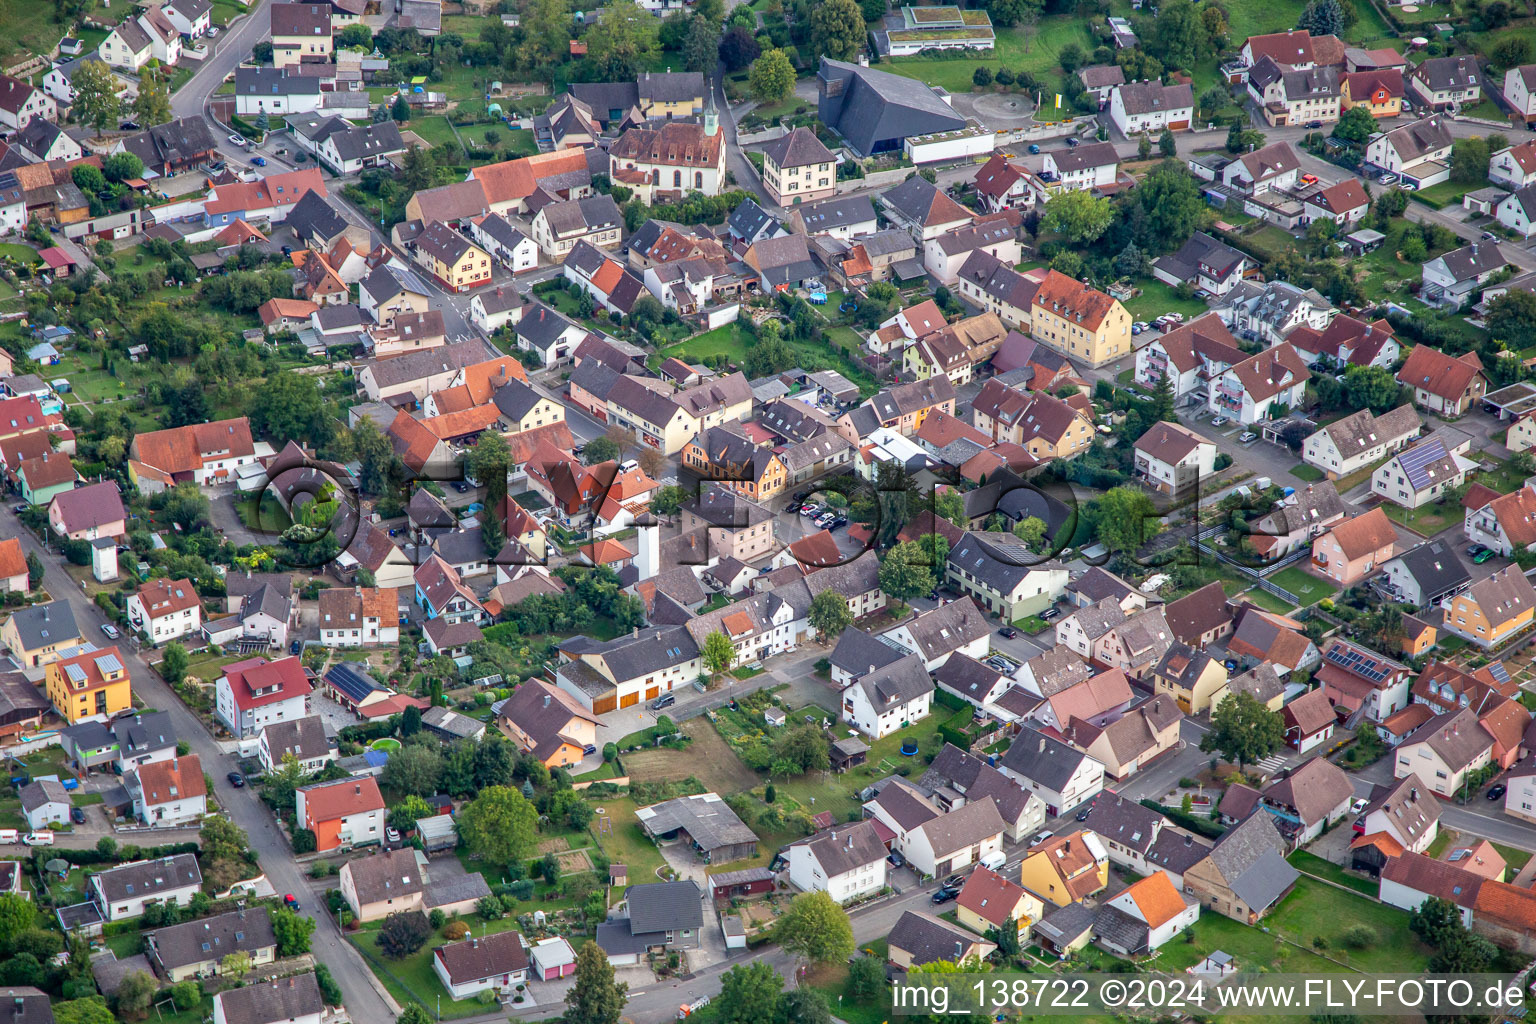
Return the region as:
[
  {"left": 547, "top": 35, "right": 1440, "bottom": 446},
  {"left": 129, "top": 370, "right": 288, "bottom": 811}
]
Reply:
[
  {"left": 1, "top": 508, "right": 399, "bottom": 1023},
  {"left": 170, "top": 0, "right": 273, "bottom": 123}
]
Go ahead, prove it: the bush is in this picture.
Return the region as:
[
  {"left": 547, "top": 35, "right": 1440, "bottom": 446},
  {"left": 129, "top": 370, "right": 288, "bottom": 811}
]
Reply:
[
  {"left": 1341, "top": 924, "right": 1375, "bottom": 949},
  {"left": 443, "top": 920, "right": 470, "bottom": 940},
  {"left": 429, "top": 909, "right": 446, "bottom": 929},
  {"left": 291, "top": 829, "right": 316, "bottom": 854},
  {"left": 378, "top": 911, "right": 431, "bottom": 958}
]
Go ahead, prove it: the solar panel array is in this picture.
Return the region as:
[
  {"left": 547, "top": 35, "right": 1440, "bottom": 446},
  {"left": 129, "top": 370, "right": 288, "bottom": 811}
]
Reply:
[
  {"left": 1324, "top": 643, "right": 1389, "bottom": 684},
  {"left": 1397, "top": 438, "right": 1451, "bottom": 492}
]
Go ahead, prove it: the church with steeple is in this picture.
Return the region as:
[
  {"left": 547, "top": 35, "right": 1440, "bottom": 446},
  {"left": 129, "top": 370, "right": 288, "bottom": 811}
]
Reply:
[{"left": 607, "top": 86, "right": 728, "bottom": 204}]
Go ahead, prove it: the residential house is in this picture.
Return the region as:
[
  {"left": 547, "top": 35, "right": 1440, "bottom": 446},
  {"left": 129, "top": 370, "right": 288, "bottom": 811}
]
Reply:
[
  {"left": 997, "top": 730, "right": 1106, "bottom": 815},
  {"left": 1162, "top": 581, "right": 1235, "bottom": 648},
  {"left": 1408, "top": 55, "right": 1482, "bottom": 111},
  {"left": 553, "top": 626, "right": 701, "bottom": 714},
  {"left": 48, "top": 481, "right": 125, "bottom": 542},
  {"left": 1394, "top": 708, "right": 1494, "bottom": 797},
  {"left": 1063, "top": 695, "right": 1182, "bottom": 779},
  {"left": 840, "top": 654, "right": 933, "bottom": 739},
  {"left": 1018, "top": 830, "right": 1109, "bottom": 907},
  {"left": 919, "top": 743, "right": 1047, "bottom": 843},
  {"left": 1208, "top": 344, "right": 1311, "bottom": 425},
  {"left": 1134, "top": 313, "right": 1245, "bottom": 405},
  {"left": 1465, "top": 482, "right": 1536, "bottom": 556},
  {"left": 1420, "top": 242, "right": 1507, "bottom": 309},
  {"left": 1149, "top": 643, "right": 1228, "bottom": 714},
  {"left": 19, "top": 780, "right": 68, "bottom": 830},
  {"left": 760, "top": 127, "right": 836, "bottom": 206},
  {"left": 972, "top": 153, "right": 1040, "bottom": 214},
  {"left": 433, "top": 930, "right": 529, "bottom": 1000},
  {"left": 923, "top": 213, "right": 1021, "bottom": 287},
  {"left": 317, "top": 587, "right": 399, "bottom": 647},
  {"left": 956, "top": 867, "right": 1040, "bottom": 945},
  {"left": 1259, "top": 756, "right": 1353, "bottom": 845},
  {"left": 212, "top": 977, "right": 323, "bottom": 1024},
  {"left": 270, "top": 2, "right": 332, "bottom": 66},
  {"left": 887, "top": 910, "right": 995, "bottom": 970},
  {"left": 295, "top": 776, "right": 386, "bottom": 851},
  {"left": 1342, "top": 68, "right": 1404, "bottom": 118},
  {"left": 1108, "top": 80, "right": 1193, "bottom": 135},
  {"left": 214, "top": 656, "right": 312, "bottom": 740},
  {"left": 1150, "top": 233, "right": 1250, "bottom": 298},
  {"left": 1372, "top": 437, "right": 1471, "bottom": 509},
  {"left": 1302, "top": 179, "right": 1371, "bottom": 227},
  {"left": 865, "top": 780, "right": 1006, "bottom": 878},
  {"left": 126, "top": 755, "right": 207, "bottom": 827},
  {"left": 497, "top": 680, "right": 601, "bottom": 768},
  {"left": 1133, "top": 421, "right": 1216, "bottom": 499},
  {"left": 1381, "top": 540, "right": 1471, "bottom": 608},
  {"left": 679, "top": 485, "right": 777, "bottom": 563},
  {"left": 1364, "top": 115, "right": 1454, "bottom": 188},
  {"left": 1302, "top": 405, "right": 1420, "bottom": 479},
  {"left": 339, "top": 848, "right": 423, "bottom": 921},
  {"left": 1227, "top": 606, "right": 1320, "bottom": 676},
  {"left": 125, "top": 578, "right": 201, "bottom": 646},
  {"left": 1028, "top": 270, "right": 1132, "bottom": 369},
  {"left": 880, "top": 175, "right": 974, "bottom": 242},
  {"left": 970, "top": 380, "right": 1093, "bottom": 458},
  {"left": 954, "top": 250, "right": 1039, "bottom": 330},
  {"left": 1312, "top": 507, "right": 1397, "bottom": 586},
  {"left": 0, "top": 77, "right": 56, "bottom": 133},
  {"left": 44, "top": 644, "right": 132, "bottom": 724},
  {"left": 91, "top": 855, "right": 202, "bottom": 921},
  {"left": 409, "top": 221, "right": 491, "bottom": 292},
  {"left": 530, "top": 195, "right": 623, "bottom": 262},
  {"left": 1281, "top": 687, "right": 1336, "bottom": 753},
  {"left": 1211, "top": 279, "right": 1333, "bottom": 344},
  {"left": 0, "top": 600, "right": 82, "bottom": 667},
  {"left": 880, "top": 598, "right": 990, "bottom": 672},
  {"left": 1357, "top": 773, "right": 1441, "bottom": 853},
  {"left": 946, "top": 532, "right": 1069, "bottom": 622},
  {"left": 1041, "top": 141, "right": 1119, "bottom": 192},
  {"left": 1317, "top": 637, "right": 1413, "bottom": 725},
  {"left": 1504, "top": 66, "right": 1536, "bottom": 124},
  {"left": 1441, "top": 566, "right": 1536, "bottom": 648},
  {"left": 1182, "top": 812, "right": 1298, "bottom": 923},
  {"left": 258, "top": 716, "right": 336, "bottom": 774},
  {"left": 146, "top": 908, "right": 277, "bottom": 982}
]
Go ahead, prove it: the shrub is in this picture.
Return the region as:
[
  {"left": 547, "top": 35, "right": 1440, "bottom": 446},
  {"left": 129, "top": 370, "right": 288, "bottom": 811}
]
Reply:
[
  {"left": 1341, "top": 925, "right": 1375, "bottom": 949},
  {"left": 291, "top": 829, "right": 316, "bottom": 854},
  {"left": 443, "top": 920, "right": 470, "bottom": 940},
  {"left": 429, "top": 909, "right": 446, "bottom": 929},
  {"left": 378, "top": 911, "right": 431, "bottom": 958}
]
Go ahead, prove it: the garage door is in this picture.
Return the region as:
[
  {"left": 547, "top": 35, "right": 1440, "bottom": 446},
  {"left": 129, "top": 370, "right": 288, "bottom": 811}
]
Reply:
[
  {"left": 645, "top": 685, "right": 660, "bottom": 700},
  {"left": 620, "top": 691, "right": 640, "bottom": 709},
  {"left": 1169, "top": 120, "right": 1190, "bottom": 130},
  {"left": 592, "top": 693, "right": 617, "bottom": 714}
]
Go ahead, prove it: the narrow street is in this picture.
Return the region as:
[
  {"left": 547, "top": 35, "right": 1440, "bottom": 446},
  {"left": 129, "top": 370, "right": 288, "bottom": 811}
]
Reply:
[{"left": 0, "top": 508, "right": 400, "bottom": 1023}]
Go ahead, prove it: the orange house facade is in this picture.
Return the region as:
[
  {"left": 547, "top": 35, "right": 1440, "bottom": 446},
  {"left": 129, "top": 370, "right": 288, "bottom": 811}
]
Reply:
[
  {"left": 1342, "top": 71, "right": 1403, "bottom": 118},
  {"left": 1311, "top": 509, "right": 1396, "bottom": 586},
  {"left": 295, "top": 777, "right": 387, "bottom": 852},
  {"left": 679, "top": 437, "right": 789, "bottom": 502}
]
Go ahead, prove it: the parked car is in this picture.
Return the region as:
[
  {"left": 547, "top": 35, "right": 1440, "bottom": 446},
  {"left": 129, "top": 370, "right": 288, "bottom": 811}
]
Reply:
[
  {"left": 1488, "top": 784, "right": 1508, "bottom": 801},
  {"left": 70, "top": 807, "right": 85, "bottom": 825},
  {"left": 941, "top": 874, "right": 966, "bottom": 889},
  {"left": 1211, "top": 415, "right": 1230, "bottom": 428},
  {"left": 120, "top": 121, "right": 140, "bottom": 131},
  {"left": 800, "top": 503, "right": 821, "bottom": 516},
  {"left": 1300, "top": 173, "right": 1319, "bottom": 184},
  {"left": 1483, "top": 231, "right": 1498, "bottom": 240},
  {"left": 887, "top": 851, "right": 905, "bottom": 868},
  {"left": 830, "top": 515, "right": 848, "bottom": 529},
  {"left": 21, "top": 832, "right": 51, "bottom": 847},
  {"left": 227, "top": 772, "right": 244, "bottom": 787},
  {"left": 650, "top": 693, "right": 676, "bottom": 712},
  {"left": 1131, "top": 324, "right": 1143, "bottom": 335},
  {"left": 453, "top": 482, "right": 470, "bottom": 493},
  {"left": 815, "top": 512, "right": 836, "bottom": 527},
  {"left": 998, "top": 626, "right": 1018, "bottom": 639},
  {"left": 1349, "top": 797, "right": 1368, "bottom": 814},
  {"left": 1378, "top": 173, "right": 1398, "bottom": 185},
  {"left": 1066, "top": 137, "right": 1080, "bottom": 147},
  {"left": 1467, "top": 544, "right": 1495, "bottom": 564},
  {"left": 931, "top": 887, "right": 959, "bottom": 905},
  {"left": 10, "top": 504, "right": 25, "bottom": 515},
  {"left": 1027, "top": 144, "right": 1040, "bottom": 154},
  {"left": 227, "top": 133, "right": 246, "bottom": 146},
  {"left": 251, "top": 156, "right": 266, "bottom": 166},
  {"left": 1030, "top": 830, "right": 1055, "bottom": 847},
  {"left": 1304, "top": 120, "right": 1324, "bottom": 129},
  {"left": 1040, "top": 606, "right": 1061, "bottom": 621},
  {"left": 583, "top": 743, "right": 598, "bottom": 755},
  {"left": 283, "top": 894, "right": 300, "bottom": 911},
  {"left": 385, "top": 827, "right": 401, "bottom": 843},
  {"left": 1075, "top": 806, "right": 1092, "bottom": 821},
  {"left": 100, "top": 624, "right": 120, "bottom": 640},
  {"left": 1239, "top": 432, "right": 1257, "bottom": 443}
]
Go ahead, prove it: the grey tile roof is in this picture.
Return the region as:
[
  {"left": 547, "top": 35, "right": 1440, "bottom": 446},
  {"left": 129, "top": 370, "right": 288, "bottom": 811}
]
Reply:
[
  {"left": 94, "top": 854, "right": 202, "bottom": 904},
  {"left": 624, "top": 880, "right": 703, "bottom": 933},
  {"left": 1000, "top": 729, "right": 1098, "bottom": 792},
  {"left": 948, "top": 532, "right": 1064, "bottom": 597},
  {"left": 889, "top": 910, "right": 988, "bottom": 966},
  {"left": 425, "top": 871, "right": 491, "bottom": 910},
  {"left": 635, "top": 794, "right": 756, "bottom": 852},
  {"left": 896, "top": 598, "right": 989, "bottom": 662},
  {"left": 761, "top": 126, "right": 834, "bottom": 169},
  {"left": 260, "top": 716, "right": 332, "bottom": 763},
  {"left": 792, "top": 820, "right": 887, "bottom": 877},
  {"left": 343, "top": 848, "right": 423, "bottom": 906},
  {"left": 849, "top": 652, "right": 933, "bottom": 711},
  {"left": 215, "top": 975, "right": 325, "bottom": 1024},
  {"left": 1203, "top": 812, "right": 1297, "bottom": 913},
  {"left": 6, "top": 600, "right": 79, "bottom": 652},
  {"left": 148, "top": 907, "right": 276, "bottom": 971}
]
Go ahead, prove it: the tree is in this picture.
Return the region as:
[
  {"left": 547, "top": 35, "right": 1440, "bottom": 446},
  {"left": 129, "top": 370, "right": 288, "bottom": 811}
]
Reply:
[
  {"left": 132, "top": 69, "right": 172, "bottom": 127},
  {"left": 457, "top": 786, "right": 540, "bottom": 864},
  {"left": 397, "top": 1007, "right": 432, "bottom": 1024},
  {"left": 1342, "top": 364, "right": 1403, "bottom": 413},
  {"left": 220, "top": 951, "right": 253, "bottom": 976},
  {"left": 810, "top": 0, "right": 866, "bottom": 61},
  {"left": 701, "top": 630, "right": 735, "bottom": 681},
  {"left": 973, "top": 65, "right": 993, "bottom": 88},
  {"left": 717, "top": 962, "right": 784, "bottom": 1024},
  {"left": 24, "top": 551, "right": 42, "bottom": 590},
  {"left": 777, "top": 890, "right": 855, "bottom": 963},
  {"left": 388, "top": 794, "right": 434, "bottom": 830},
  {"left": 582, "top": 437, "right": 621, "bottom": 464},
  {"left": 114, "top": 972, "right": 158, "bottom": 1021},
  {"left": 1297, "top": 0, "right": 1344, "bottom": 36},
  {"left": 1137, "top": 133, "right": 1151, "bottom": 161},
  {"left": 933, "top": 488, "right": 967, "bottom": 528},
  {"left": 382, "top": 742, "right": 443, "bottom": 796},
  {"left": 1085, "top": 486, "right": 1159, "bottom": 555},
  {"left": 777, "top": 989, "right": 833, "bottom": 1024},
  {"left": 565, "top": 939, "right": 628, "bottom": 1024},
  {"left": 1147, "top": 0, "right": 1209, "bottom": 70},
  {"left": 1200, "top": 691, "right": 1284, "bottom": 769},
  {"left": 249, "top": 370, "right": 325, "bottom": 445},
  {"left": 586, "top": 0, "right": 662, "bottom": 80},
  {"left": 1013, "top": 516, "right": 1047, "bottom": 550},
  {"left": 749, "top": 48, "right": 796, "bottom": 103},
  {"left": 161, "top": 642, "right": 189, "bottom": 684},
  {"left": 682, "top": 15, "right": 718, "bottom": 73},
  {"left": 1137, "top": 161, "right": 1206, "bottom": 252},
  {"left": 1158, "top": 127, "right": 1177, "bottom": 157},
  {"left": 1450, "top": 136, "right": 1491, "bottom": 184},
  {"left": 774, "top": 723, "right": 830, "bottom": 773},
  {"left": 378, "top": 911, "right": 431, "bottom": 958},
  {"left": 54, "top": 1001, "right": 115, "bottom": 1024},
  {"left": 391, "top": 93, "right": 411, "bottom": 121},
  {"left": 719, "top": 25, "right": 760, "bottom": 69},
  {"left": 1493, "top": 36, "right": 1533, "bottom": 70},
  {"left": 878, "top": 540, "right": 937, "bottom": 604},
  {"left": 1488, "top": 289, "right": 1536, "bottom": 349},
  {"left": 1114, "top": 242, "right": 1147, "bottom": 279},
  {"left": 650, "top": 484, "right": 690, "bottom": 516},
  {"left": 807, "top": 589, "right": 853, "bottom": 642},
  {"left": 0, "top": 894, "right": 34, "bottom": 949},
  {"left": 1041, "top": 189, "right": 1112, "bottom": 244},
  {"left": 848, "top": 956, "right": 885, "bottom": 1001},
  {"left": 271, "top": 906, "right": 315, "bottom": 956},
  {"left": 399, "top": 703, "right": 422, "bottom": 737},
  {"left": 71, "top": 57, "right": 121, "bottom": 137},
  {"left": 1334, "top": 105, "right": 1376, "bottom": 145}
]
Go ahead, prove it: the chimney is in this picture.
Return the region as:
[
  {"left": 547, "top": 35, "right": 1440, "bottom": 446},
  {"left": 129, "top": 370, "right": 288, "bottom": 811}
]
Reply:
[
  {"left": 1038, "top": 737, "right": 1046, "bottom": 753},
  {"left": 543, "top": 694, "right": 551, "bottom": 708},
  {"left": 954, "top": 941, "right": 963, "bottom": 957}
]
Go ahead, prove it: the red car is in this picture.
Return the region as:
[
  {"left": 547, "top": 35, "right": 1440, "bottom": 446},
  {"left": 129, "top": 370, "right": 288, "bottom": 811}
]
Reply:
[{"left": 284, "top": 894, "right": 301, "bottom": 912}]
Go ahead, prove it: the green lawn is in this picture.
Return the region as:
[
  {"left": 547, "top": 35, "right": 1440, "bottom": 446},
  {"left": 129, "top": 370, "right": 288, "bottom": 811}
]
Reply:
[
  {"left": 1266, "top": 877, "right": 1431, "bottom": 973},
  {"left": 1285, "top": 850, "right": 1378, "bottom": 895},
  {"left": 659, "top": 322, "right": 877, "bottom": 397},
  {"left": 350, "top": 914, "right": 529, "bottom": 1018},
  {"left": 1381, "top": 499, "right": 1461, "bottom": 536},
  {"left": 587, "top": 795, "right": 669, "bottom": 884},
  {"left": 0, "top": 0, "right": 100, "bottom": 57},
  {"left": 1241, "top": 586, "right": 1297, "bottom": 615},
  {"left": 1474, "top": 456, "right": 1530, "bottom": 495},
  {"left": 1412, "top": 178, "right": 1479, "bottom": 210},
  {"left": 0, "top": 243, "right": 41, "bottom": 265},
  {"left": 879, "top": 17, "right": 1095, "bottom": 96},
  {"left": 1290, "top": 463, "right": 1325, "bottom": 483},
  {"left": 1267, "top": 567, "right": 1339, "bottom": 607},
  {"left": 1120, "top": 278, "right": 1214, "bottom": 321}
]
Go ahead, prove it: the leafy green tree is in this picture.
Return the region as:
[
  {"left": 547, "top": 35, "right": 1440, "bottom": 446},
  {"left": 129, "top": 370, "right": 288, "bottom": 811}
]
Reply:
[
  {"left": 973, "top": 66, "right": 993, "bottom": 88},
  {"left": 391, "top": 93, "right": 411, "bottom": 121},
  {"left": 848, "top": 956, "right": 885, "bottom": 1001},
  {"left": 397, "top": 1007, "right": 432, "bottom": 1024},
  {"left": 682, "top": 15, "right": 718, "bottom": 73},
  {"left": 807, "top": 589, "right": 853, "bottom": 642},
  {"left": 1450, "top": 136, "right": 1491, "bottom": 184},
  {"left": 399, "top": 703, "right": 422, "bottom": 737},
  {"left": 1333, "top": 105, "right": 1376, "bottom": 144},
  {"left": 248, "top": 370, "right": 326, "bottom": 445},
  {"left": 719, "top": 25, "right": 760, "bottom": 69},
  {"left": 776, "top": 890, "right": 855, "bottom": 963},
  {"left": 1158, "top": 127, "right": 1177, "bottom": 157},
  {"left": 1488, "top": 289, "right": 1536, "bottom": 349},
  {"left": 1296, "top": 0, "right": 1344, "bottom": 36},
  {"left": 777, "top": 989, "right": 834, "bottom": 1024},
  {"left": 717, "top": 962, "right": 784, "bottom": 1024},
  {"left": 1200, "top": 691, "right": 1284, "bottom": 769},
  {"left": 810, "top": 0, "right": 865, "bottom": 61},
  {"left": 1146, "top": 0, "right": 1209, "bottom": 70},
  {"left": 878, "top": 540, "right": 937, "bottom": 603},
  {"left": 0, "top": 894, "right": 35, "bottom": 948},
  {"left": 582, "top": 437, "right": 621, "bottom": 464},
  {"left": 113, "top": 972, "right": 158, "bottom": 1021},
  {"left": 1342, "top": 364, "right": 1403, "bottom": 413},
  {"left": 701, "top": 630, "right": 736, "bottom": 681},
  {"left": 271, "top": 906, "right": 315, "bottom": 956},
  {"left": 1013, "top": 516, "right": 1047, "bottom": 550},
  {"left": 71, "top": 57, "right": 121, "bottom": 137},
  {"left": 378, "top": 911, "right": 430, "bottom": 958},
  {"left": 650, "top": 484, "right": 690, "bottom": 516},
  {"left": 586, "top": 0, "right": 662, "bottom": 79},
  {"left": 749, "top": 48, "right": 796, "bottom": 103},
  {"left": 382, "top": 743, "right": 442, "bottom": 796},
  {"left": 1493, "top": 36, "right": 1533, "bottom": 70},
  {"left": 220, "top": 951, "right": 252, "bottom": 976},
  {"left": 565, "top": 940, "right": 628, "bottom": 1024},
  {"left": 933, "top": 488, "right": 967, "bottom": 528},
  {"left": 773, "top": 723, "right": 829, "bottom": 773},
  {"left": 103, "top": 151, "right": 144, "bottom": 183},
  {"left": 457, "top": 786, "right": 540, "bottom": 864},
  {"left": 1137, "top": 133, "right": 1152, "bottom": 161},
  {"left": 1137, "top": 161, "right": 1206, "bottom": 253},
  {"left": 1085, "top": 486, "right": 1159, "bottom": 555},
  {"left": 161, "top": 643, "right": 189, "bottom": 684},
  {"left": 25, "top": 551, "right": 43, "bottom": 590},
  {"left": 1041, "top": 189, "right": 1112, "bottom": 244},
  {"left": 53, "top": 999, "right": 115, "bottom": 1024}
]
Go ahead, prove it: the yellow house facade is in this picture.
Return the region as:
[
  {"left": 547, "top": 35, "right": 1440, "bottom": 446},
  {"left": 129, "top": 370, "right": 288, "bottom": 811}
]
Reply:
[
  {"left": 1149, "top": 646, "right": 1229, "bottom": 713},
  {"left": 45, "top": 645, "right": 133, "bottom": 723},
  {"left": 1029, "top": 270, "right": 1131, "bottom": 368},
  {"left": 1017, "top": 832, "right": 1109, "bottom": 908}
]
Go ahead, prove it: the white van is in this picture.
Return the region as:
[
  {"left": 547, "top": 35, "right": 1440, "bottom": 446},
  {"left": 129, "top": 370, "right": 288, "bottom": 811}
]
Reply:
[
  {"left": 0, "top": 830, "right": 19, "bottom": 844},
  {"left": 979, "top": 849, "right": 1007, "bottom": 872},
  {"left": 619, "top": 459, "right": 639, "bottom": 474},
  {"left": 22, "top": 831, "right": 53, "bottom": 846}
]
